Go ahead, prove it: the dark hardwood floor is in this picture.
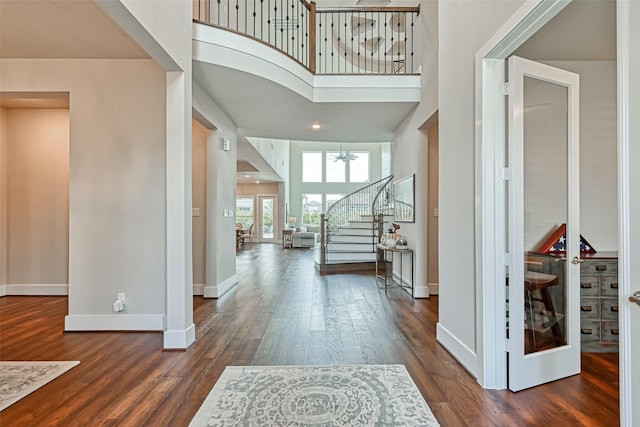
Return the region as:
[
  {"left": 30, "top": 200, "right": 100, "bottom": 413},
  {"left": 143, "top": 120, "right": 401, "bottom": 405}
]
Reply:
[{"left": 1, "top": 244, "right": 619, "bottom": 426}]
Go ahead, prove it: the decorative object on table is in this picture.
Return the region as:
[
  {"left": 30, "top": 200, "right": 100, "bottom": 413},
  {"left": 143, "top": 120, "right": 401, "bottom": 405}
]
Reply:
[
  {"left": 0, "top": 361, "right": 80, "bottom": 411},
  {"left": 393, "top": 174, "right": 415, "bottom": 222},
  {"left": 396, "top": 235, "right": 408, "bottom": 249},
  {"left": 535, "top": 223, "right": 597, "bottom": 254},
  {"left": 189, "top": 365, "right": 439, "bottom": 427},
  {"left": 380, "top": 234, "right": 389, "bottom": 245},
  {"left": 385, "top": 238, "right": 397, "bottom": 249},
  {"left": 287, "top": 217, "right": 297, "bottom": 228}
]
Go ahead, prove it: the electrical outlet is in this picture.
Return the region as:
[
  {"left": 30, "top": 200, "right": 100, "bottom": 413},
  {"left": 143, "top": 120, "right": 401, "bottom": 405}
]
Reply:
[{"left": 117, "top": 292, "right": 125, "bottom": 302}]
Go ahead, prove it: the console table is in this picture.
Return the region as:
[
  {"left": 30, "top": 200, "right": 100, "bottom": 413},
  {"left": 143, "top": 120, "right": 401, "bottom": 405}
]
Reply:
[
  {"left": 282, "top": 229, "right": 293, "bottom": 249},
  {"left": 375, "top": 244, "right": 414, "bottom": 297}
]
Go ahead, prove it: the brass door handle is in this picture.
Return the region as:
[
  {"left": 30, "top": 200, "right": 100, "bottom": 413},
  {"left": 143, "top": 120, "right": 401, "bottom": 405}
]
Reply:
[{"left": 629, "top": 291, "right": 640, "bottom": 305}]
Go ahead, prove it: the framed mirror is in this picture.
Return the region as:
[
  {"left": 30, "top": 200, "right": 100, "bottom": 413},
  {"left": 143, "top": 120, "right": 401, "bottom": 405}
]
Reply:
[{"left": 394, "top": 174, "right": 415, "bottom": 222}]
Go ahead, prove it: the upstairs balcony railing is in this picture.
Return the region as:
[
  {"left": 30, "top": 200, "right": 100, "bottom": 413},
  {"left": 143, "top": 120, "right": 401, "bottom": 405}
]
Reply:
[{"left": 193, "top": 0, "right": 420, "bottom": 75}]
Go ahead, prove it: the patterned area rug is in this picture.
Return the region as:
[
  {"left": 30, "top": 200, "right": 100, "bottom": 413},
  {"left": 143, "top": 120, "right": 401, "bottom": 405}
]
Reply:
[
  {"left": 0, "top": 361, "right": 79, "bottom": 411},
  {"left": 190, "top": 364, "right": 439, "bottom": 426}
]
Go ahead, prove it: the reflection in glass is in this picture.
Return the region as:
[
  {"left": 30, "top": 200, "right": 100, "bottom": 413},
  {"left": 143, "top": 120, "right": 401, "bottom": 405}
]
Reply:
[{"left": 523, "top": 76, "right": 568, "bottom": 354}]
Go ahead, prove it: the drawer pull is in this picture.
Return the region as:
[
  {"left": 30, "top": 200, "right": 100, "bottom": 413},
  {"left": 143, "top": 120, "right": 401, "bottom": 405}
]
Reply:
[
  {"left": 610, "top": 283, "right": 619, "bottom": 289},
  {"left": 595, "top": 265, "right": 608, "bottom": 272},
  {"left": 581, "top": 328, "right": 593, "bottom": 335},
  {"left": 581, "top": 283, "right": 593, "bottom": 289},
  {"left": 611, "top": 329, "right": 619, "bottom": 335},
  {"left": 611, "top": 306, "right": 619, "bottom": 312},
  {"left": 581, "top": 306, "right": 593, "bottom": 312}
]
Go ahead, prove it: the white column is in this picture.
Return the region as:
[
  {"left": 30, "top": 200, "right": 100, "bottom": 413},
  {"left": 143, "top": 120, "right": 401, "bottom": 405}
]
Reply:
[{"left": 164, "top": 71, "right": 195, "bottom": 349}]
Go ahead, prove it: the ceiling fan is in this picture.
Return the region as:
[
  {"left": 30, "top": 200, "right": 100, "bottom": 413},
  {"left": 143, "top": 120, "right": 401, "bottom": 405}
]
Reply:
[{"left": 329, "top": 144, "right": 358, "bottom": 162}]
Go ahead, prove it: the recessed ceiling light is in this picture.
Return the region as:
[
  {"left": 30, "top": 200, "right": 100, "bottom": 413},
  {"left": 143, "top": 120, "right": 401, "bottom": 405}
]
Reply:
[
  {"left": 245, "top": 175, "right": 250, "bottom": 178},
  {"left": 310, "top": 122, "right": 322, "bottom": 130},
  {"left": 255, "top": 180, "right": 260, "bottom": 184}
]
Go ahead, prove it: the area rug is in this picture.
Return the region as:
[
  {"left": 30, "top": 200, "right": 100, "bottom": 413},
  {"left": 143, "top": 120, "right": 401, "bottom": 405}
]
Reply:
[
  {"left": 0, "top": 361, "right": 79, "bottom": 411},
  {"left": 189, "top": 364, "right": 439, "bottom": 426}
]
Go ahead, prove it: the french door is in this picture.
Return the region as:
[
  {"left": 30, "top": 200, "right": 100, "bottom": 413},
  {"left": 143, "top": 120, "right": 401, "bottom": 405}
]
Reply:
[
  {"left": 258, "top": 195, "right": 277, "bottom": 243},
  {"left": 507, "top": 56, "right": 581, "bottom": 391}
]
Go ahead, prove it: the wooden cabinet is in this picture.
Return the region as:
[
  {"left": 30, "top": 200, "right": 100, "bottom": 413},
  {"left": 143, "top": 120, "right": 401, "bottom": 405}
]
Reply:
[{"left": 579, "top": 253, "right": 618, "bottom": 349}]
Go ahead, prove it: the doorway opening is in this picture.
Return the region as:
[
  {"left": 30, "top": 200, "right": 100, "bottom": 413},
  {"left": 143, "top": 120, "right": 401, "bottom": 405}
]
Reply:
[{"left": 0, "top": 93, "right": 70, "bottom": 298}]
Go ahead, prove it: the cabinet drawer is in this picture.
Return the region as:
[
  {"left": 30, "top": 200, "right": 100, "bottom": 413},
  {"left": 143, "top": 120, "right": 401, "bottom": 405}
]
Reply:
[
  {"left": 580, "top": 319, "right": 601, "bottom": 342},
  {"left": 601, "top": 320, "right": 619, "bottom": 342},
  {"left": 601, "top": 298, "right": 619, "bottom": 320},
  {"left": 580, "top": 297, "right": 600, "bottom": 319},
  {"left": 601, "top": 275, "right": 619, "bottom": 296},
  {"left": 579, "top": 275, "right": 600, "bottom": 296},
  {"left": 581, "top": 260, "right": 618, "bottom": 275}
]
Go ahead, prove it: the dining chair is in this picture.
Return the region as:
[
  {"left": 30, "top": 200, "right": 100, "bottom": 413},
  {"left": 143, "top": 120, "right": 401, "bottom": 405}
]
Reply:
[{"left": 240, "top": 224, "right": 254, "bottom": 247}]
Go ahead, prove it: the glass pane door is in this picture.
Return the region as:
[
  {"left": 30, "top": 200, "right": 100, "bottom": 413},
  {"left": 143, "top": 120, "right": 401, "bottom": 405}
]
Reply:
[
  {"left": 507, "top": 56, "right": 581, "bottom": 391},
  {"left": 258, "top": 195, "right": 277, "bottom": 243}
]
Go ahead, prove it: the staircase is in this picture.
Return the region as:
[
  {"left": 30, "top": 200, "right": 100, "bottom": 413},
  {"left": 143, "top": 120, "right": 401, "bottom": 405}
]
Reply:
[{"left": 316, "top": 176, "right": 394, "bottom": 273}]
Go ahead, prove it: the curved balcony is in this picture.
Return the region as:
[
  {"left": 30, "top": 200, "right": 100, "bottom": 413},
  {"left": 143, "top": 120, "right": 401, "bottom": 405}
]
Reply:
[{"left": 193, "top": 0, "right": 420, "bottom": 75}]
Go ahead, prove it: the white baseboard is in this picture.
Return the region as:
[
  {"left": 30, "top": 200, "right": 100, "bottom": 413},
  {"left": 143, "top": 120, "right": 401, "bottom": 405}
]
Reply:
[
  {"left": 0, "top": 285, "right": 6, "bottom": 297},
  {"left": 428, "top": 282, "right": 439, "bottom": 295},
  {"left": 436, "top": 322, "right": 479, "bottom": 378},
  {"left": 64, "top": 314, "right": 165, "bottom": 331},
  {"left": 391, "top": 273, "right": 430, "bottom": 298},
  {"left": 164, "top": 323, "right": 196, "bottom": 349},
  {"left": 4, "top": 284, "right": 69, "bottom": 296},
  {"left": 203, "top": 274, "right": 238, "bottom": 298},
  {"left": 193, "top": 284, "right": 205, "bottom": 296}
]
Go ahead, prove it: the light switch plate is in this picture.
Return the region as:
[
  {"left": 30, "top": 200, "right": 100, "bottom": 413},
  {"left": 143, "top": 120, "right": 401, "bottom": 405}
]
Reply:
[{"left": 192, "top": 208, "right": 200, "bottom": 217}]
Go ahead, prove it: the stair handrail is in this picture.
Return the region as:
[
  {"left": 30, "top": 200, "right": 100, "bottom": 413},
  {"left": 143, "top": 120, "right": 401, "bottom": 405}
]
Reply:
[
  {"left": 320, "top": 175, "right": 394, "bottom": 265},
  {"left": 193, "top": 0, "right": 420, "bottom": 75}
]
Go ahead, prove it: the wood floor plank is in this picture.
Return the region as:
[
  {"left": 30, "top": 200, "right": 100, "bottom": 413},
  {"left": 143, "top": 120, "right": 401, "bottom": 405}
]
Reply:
[{"left": 0, "top": 244, "right": 619, "bottom": 426}]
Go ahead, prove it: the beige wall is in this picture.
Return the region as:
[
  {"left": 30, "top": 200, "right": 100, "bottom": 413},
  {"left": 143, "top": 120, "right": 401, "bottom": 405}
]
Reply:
[
  {"left": 5, "top": 109, "right": 69, "bottom": 285},
  {"left": 0, "top": 59, "right": 167, "bottom": 318},
  {"left": 192, "top": 119, "right": 207, "bottom": 286},
  {"left": 0, "top": 108, "right": 7, "bottom": 287}
]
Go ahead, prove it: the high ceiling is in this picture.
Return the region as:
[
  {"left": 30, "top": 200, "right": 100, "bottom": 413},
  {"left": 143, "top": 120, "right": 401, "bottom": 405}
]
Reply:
[{"left": 1, "top": 0, "right": 617, "bottom": 184}]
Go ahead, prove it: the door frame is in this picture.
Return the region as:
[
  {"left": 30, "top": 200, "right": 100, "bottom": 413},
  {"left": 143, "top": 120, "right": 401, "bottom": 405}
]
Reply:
[
  {"left": 474, "top": 0, "right": 573, "bottom": 389},
  {"left": 476, "top": 0, "right": 631, "bottom": 409}
]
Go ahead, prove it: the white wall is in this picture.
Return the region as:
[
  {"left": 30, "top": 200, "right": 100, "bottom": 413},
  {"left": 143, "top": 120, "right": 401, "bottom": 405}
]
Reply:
[
  {"left": 549, "top": 61, "right": 617, "bottom": 252},
  {"left": 0, "top": 59, "right": 167, "bottom": 328},
  {"left": 390, "top": 0, "right": 438, "bottom": 298},
  {"left": 193, "top": 81, "right": 239, "bottom": 298},
  {"left": 5, "top": 109, "right": 69, "bottom": 286},
  {"left": 192, "top": 118, "right": 208, "bottom": 287},
  {"left": 437, "top": 0, "right": 526, "bottom": 375},
  {"left": 99, "top": 0, "right": 195, "bottom": 346},
  {"left": 0, "top": 108, "right": 7, "bottom": 291},
  {"left": 289, "top": 140, "right": 385, "bottom": 222}
]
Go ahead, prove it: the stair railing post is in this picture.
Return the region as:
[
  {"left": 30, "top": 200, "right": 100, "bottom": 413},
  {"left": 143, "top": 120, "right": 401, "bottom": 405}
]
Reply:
[
  {"left": 308, "top": 1, "right": 316, "bottom": 73},
  {"left": 320, "top": 213, "right": 326, "bottom": 264}
]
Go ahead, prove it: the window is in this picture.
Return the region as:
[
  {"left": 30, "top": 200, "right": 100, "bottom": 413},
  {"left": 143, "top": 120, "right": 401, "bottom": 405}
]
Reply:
[
  {"left": 235, "top": 197, "right": 254, "bottom": 229},
  {"left": 302, "top": 152, "right": 322, "bottom": 182},
  {"left": 349, "top": 152, "right": 369, "bottom": 183},
  {"left": 325, "top": 152, "right": 346, "bottom": 182},
  {"left": 302, "top": 193, "right": 322, "bottom": 225},
  {"left": 326, "top": 194, "right": 344, "bottom": 211}
]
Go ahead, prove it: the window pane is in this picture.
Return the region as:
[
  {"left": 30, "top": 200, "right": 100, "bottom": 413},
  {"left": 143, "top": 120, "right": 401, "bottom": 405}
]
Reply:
[
  {"left": 326, "top": 194, "right": 344, "bottom": 210},
  {"left": 349, "top": 152, "right": 369, "bottom": 183},
  {"left": 326, "top": 152, "right": 346, "bottom": 182},
  {"left": 302, "top": 152, "right": 322, "bottom": 182},
  {"left": 302, "top": 193, "right": 322, "bottom": 225},
  {"left": 235, "top": 197, "right": 254, "bottom": 229}
]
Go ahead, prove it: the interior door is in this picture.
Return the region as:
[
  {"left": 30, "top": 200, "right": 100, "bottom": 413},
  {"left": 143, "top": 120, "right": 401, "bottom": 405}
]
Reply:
[
  {"left": 258, "top": 195, "right": 277, "bottom": 243},
  {"left": 620, "top": 2, "right": 640, "bottom": 423},
  {"left": 507, "top": 56, "right": 580, "bottom": 391}
]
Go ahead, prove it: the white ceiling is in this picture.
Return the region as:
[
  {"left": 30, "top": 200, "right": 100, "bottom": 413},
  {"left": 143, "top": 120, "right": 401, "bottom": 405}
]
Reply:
[{"left": 1, "top": 0, "right": 617, "bottom": 184}]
